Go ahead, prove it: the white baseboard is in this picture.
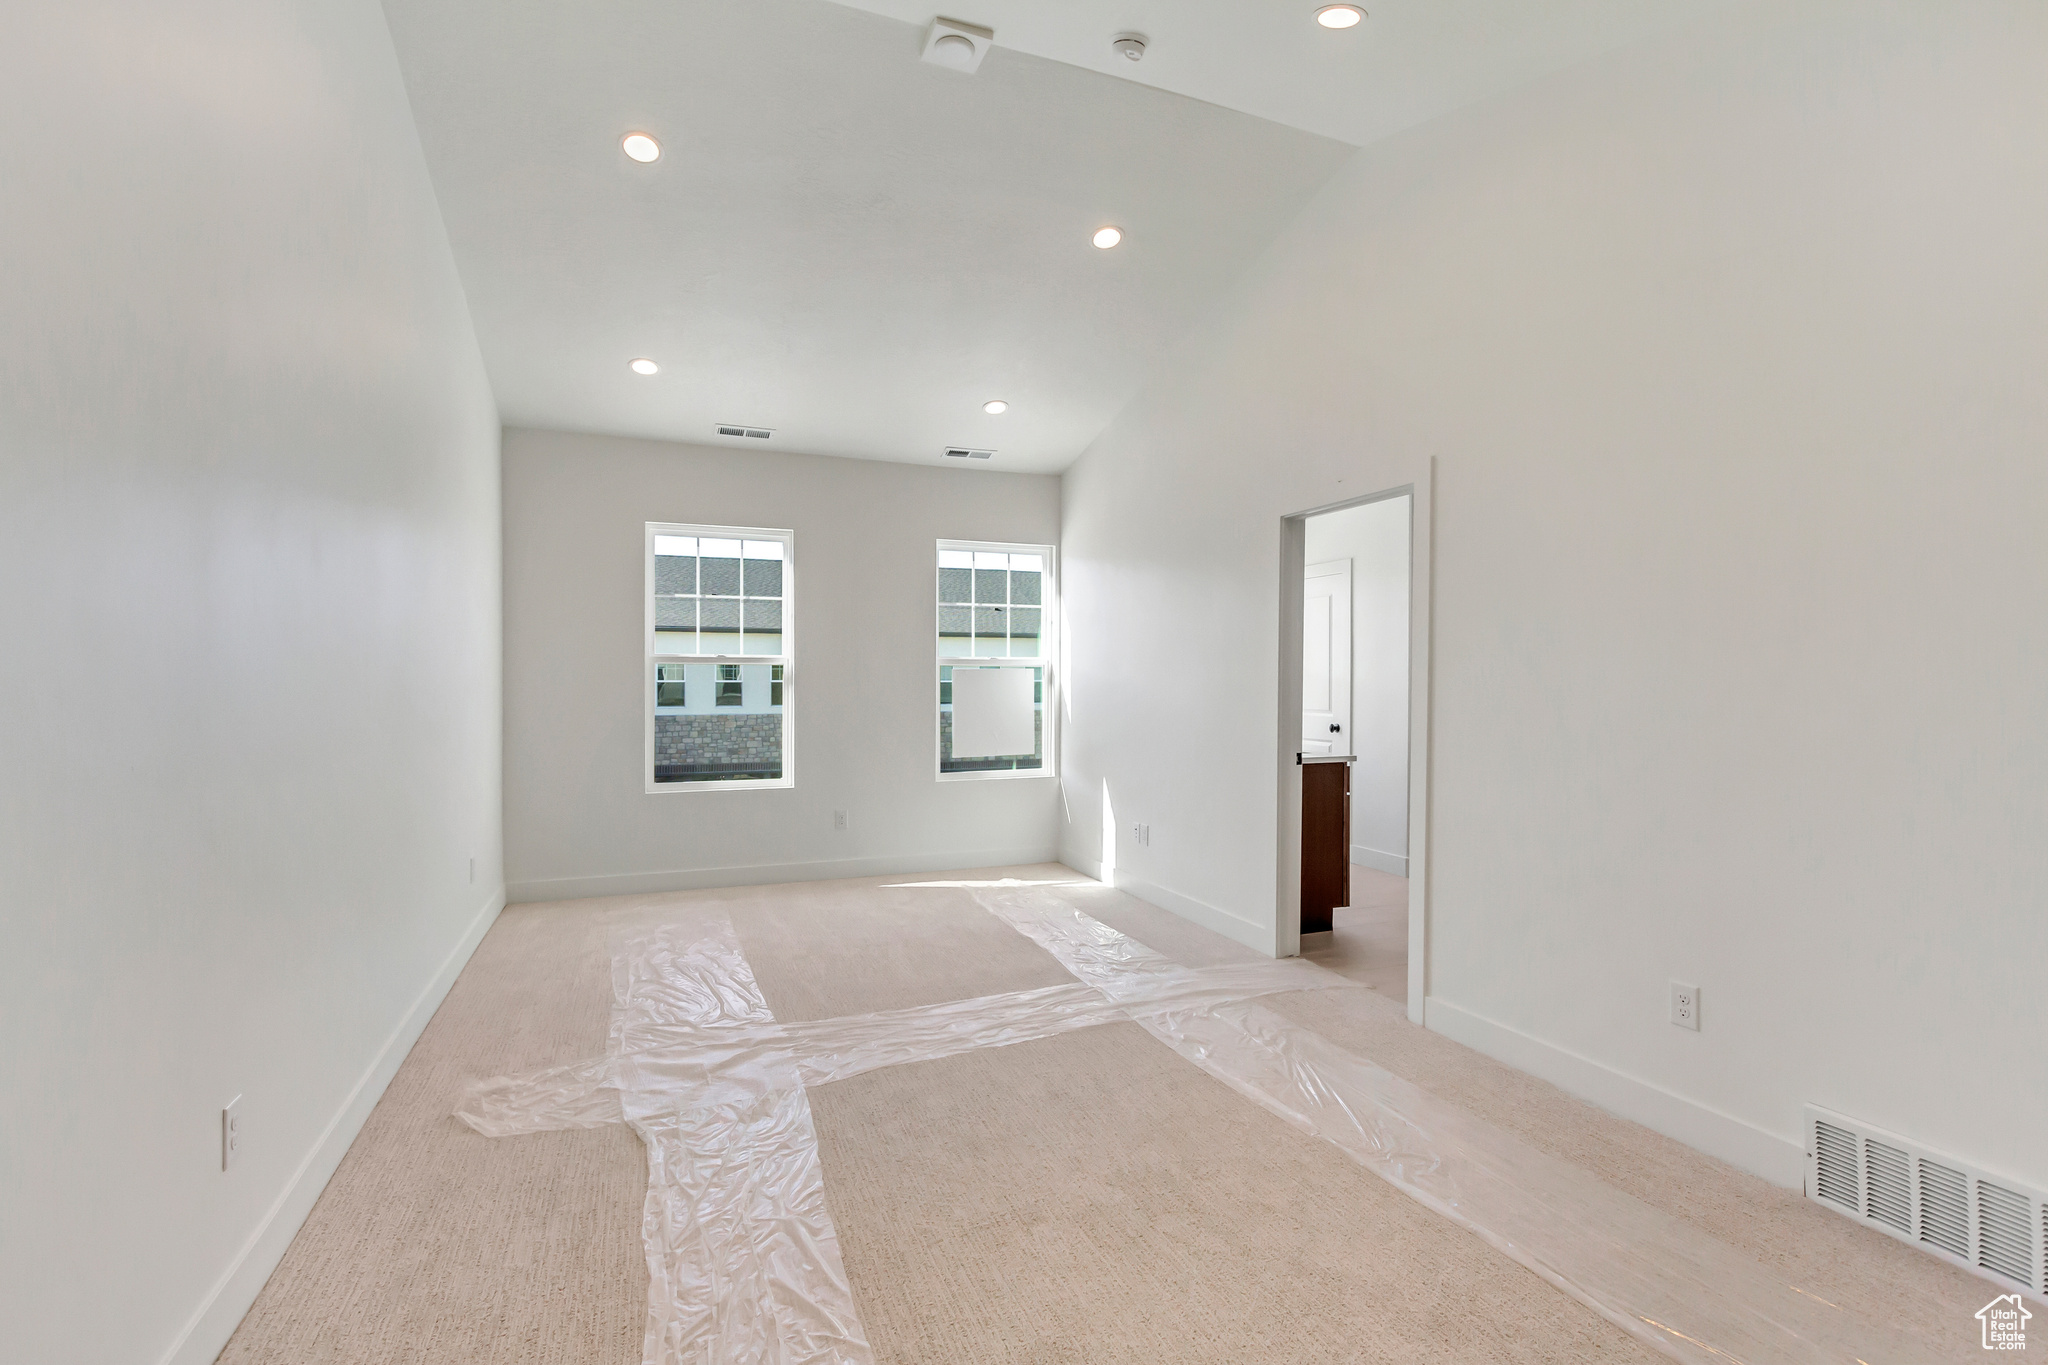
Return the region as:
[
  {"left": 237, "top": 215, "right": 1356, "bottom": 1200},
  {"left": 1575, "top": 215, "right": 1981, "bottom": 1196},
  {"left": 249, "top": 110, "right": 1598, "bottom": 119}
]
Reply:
[
  {"left": 1059, "top": 849, "right": 1104, "bottom": 882},
  {"left": 1425, "top": 996, "right": 1805, "bottom": 1189},
  {"left": 1052, "top": 843, "right": 1275, "bottom": 957},
  {"left": 507, "top": 846, "right": 1062, "bottom": 904},
  {"left": 159, "top": 885, "right": 507, "bottom": 1365},
  {"left": 1105, "top": 873, "right": 1275, "bottom": 958},
  {"left": 1351, "top": 844, "right": 1407, "bottom": 876}
]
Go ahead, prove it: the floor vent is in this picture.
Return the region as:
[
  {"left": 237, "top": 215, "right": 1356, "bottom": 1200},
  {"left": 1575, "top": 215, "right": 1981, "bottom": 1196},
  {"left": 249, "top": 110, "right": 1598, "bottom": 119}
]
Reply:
[
  {"left": 716, "top": 425, "right": 773, "bottom": 439},
  {"left": 1806, "top": 1105, "right": 2046, "bottom": 1300},
  {"left": 942, "top": 447, "right": 994, "bottom": 460}
]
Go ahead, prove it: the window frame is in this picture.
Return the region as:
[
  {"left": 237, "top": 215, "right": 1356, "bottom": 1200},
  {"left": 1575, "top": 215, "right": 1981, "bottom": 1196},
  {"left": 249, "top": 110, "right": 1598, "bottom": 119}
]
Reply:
[
  {"left": 645, "top": 521, "right": 794, "bottom": 794},
  {"left": 935, "top": 538, "right": 1057, "bottom": 783}
]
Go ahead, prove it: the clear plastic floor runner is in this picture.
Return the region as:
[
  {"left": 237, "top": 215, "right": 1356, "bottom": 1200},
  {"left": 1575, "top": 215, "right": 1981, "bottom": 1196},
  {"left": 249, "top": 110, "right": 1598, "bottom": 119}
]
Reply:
[
  {"left": 455, "top": 884, "right": 1933, "bottom": 1365},
  {"left": 520, "top": 913, "right": 872, "bottom": 1365},
  {"left": 456, "top": 906, "right": 1355, "bottom": 1364},
  {"left": 970, "top": 882, "right": 1932, "bottom": 1365}
]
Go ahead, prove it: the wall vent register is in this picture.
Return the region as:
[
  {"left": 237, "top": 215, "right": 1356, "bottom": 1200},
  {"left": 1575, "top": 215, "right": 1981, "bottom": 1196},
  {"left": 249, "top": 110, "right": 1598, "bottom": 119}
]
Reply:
[
  {"left": 717, "top": 425, "right": 773, "bottom": 439},
  {"left": 1806, "top": 1104, "right": 2046, "bottom": 1299},
  {"left": 943, "top": 447, "right": 994, "bottom": 460}
]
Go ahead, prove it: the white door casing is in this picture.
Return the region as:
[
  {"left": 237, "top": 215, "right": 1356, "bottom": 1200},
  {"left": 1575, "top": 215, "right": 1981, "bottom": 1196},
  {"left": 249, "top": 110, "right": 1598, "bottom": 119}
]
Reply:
[{"left": 1302, "top": 559, "right": 1352, "bottom": 758}]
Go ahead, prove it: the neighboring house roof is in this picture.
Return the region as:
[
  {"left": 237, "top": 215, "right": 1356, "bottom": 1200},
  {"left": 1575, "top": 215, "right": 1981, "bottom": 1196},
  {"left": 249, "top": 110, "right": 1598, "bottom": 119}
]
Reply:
[{"left": 654, "top": 553, "right": 1042, "bottom": 636}]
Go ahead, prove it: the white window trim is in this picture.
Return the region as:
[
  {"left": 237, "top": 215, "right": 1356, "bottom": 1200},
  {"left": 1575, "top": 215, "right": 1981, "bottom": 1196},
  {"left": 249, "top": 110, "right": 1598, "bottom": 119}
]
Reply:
[
  {"left": 936, "top": 538, "right": 1057, "bottom": 783},
  {"left": 645, "top": 521, "right": 794, "bottom": 794}
]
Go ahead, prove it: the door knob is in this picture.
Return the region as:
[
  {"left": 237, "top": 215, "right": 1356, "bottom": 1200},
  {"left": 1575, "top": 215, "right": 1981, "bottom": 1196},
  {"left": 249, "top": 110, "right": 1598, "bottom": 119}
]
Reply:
[{"left": 1329, "top": 723, "right": 1341, "bottom": 733}]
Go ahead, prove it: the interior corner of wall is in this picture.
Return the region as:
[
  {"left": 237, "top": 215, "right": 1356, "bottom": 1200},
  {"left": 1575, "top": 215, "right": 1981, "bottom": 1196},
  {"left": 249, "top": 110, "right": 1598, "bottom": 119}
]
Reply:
[{"left": 1058, "top": 847, "right": 1105, "bottom": 882}]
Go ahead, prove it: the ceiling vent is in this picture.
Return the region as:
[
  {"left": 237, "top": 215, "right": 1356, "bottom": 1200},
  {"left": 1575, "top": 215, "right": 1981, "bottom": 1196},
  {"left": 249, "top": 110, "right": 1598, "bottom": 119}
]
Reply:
[
  {"left": 922, "top": 18, "right": 993, "bottom": 73},
  {"left": 1806, "top": 1104, "right": 2046, "bottom": 1299},
  {"left": 716, "top": 425, "right": 773, "bottom": 440},
  {"left": 943, "top": 447, "right": 995, "bottom": 460}
]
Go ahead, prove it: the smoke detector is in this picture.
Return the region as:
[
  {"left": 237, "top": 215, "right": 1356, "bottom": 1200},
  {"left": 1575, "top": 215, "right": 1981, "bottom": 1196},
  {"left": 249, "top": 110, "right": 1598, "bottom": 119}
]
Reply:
[
  {"left": 1112, "top": 33, "right": 1147, "bottom": 62},
  {"left": 922, "top": 18, "right": 994, "bottom": 73}
]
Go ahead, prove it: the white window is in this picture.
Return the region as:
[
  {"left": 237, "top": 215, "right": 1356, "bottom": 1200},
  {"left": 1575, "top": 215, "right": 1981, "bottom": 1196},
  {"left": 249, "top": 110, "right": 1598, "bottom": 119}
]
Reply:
[
  {"left": 646, "top": 524, "right": 792, "bottom": 790},
  {"left": 937, "top": 541, "right": 1053, "bottom": 780}
]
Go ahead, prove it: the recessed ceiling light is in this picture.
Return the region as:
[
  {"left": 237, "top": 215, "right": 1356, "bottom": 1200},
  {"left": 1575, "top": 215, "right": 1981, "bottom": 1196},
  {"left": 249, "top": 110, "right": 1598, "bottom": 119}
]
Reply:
[
  {"left": 1092, "top": 226, "right": 1122, "bottom": 249},
  {"left": 1316, "top": 5, "right": 1365, "bottom": 29},
  {"left": 983, "top": 399, "right": 1008, "bottom": 415},
  {"left": 629, "top": 357, "right": 659, "bottom": 375},
  {"left": 621, "top": 132, "right": 661, "bottom": 163}
]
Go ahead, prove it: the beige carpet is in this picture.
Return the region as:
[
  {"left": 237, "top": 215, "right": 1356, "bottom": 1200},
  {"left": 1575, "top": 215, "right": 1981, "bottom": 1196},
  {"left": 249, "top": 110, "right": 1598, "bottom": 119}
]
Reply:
[
  {"left": 812, "top": 1022, "right": 1650, "bottom": 1364},
  {"left": 217, "top": 890, "right": 645, "bottom": 1364},
  {"left": 218, "top": 865, "right": 1990, "bottom": 1363},
  {"left": 724, "top": 876, "right": 1076, "bottom": 1020}
]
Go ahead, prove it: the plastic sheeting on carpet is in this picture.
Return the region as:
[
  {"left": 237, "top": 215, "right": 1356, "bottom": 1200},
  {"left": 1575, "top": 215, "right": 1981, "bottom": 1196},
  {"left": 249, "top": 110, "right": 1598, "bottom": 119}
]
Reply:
[
  {"left": 455, "top": 905, "right": 1363, "bottom": 1365},
  {"left": 459, "top": 958, "right": 1349, "bottom": 1137},
  {"left": 463, "top": 911, "right": 874, "bottom": 1365},
  {"left": 969, "top": 881, "right": 1934, "bottom": 1365},
  {"left": 458, "top": 879, "right": 1933, "bottom": 1365}
]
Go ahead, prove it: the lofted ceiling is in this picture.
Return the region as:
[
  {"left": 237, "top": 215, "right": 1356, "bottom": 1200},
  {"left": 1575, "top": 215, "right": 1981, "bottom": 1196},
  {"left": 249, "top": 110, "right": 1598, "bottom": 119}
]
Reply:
[
  {"left": 827, "top": 0, "right": 1732, "bottom": 148},
  {"left": 385, "top": 0, "right": 1725, "bottom": 472}
]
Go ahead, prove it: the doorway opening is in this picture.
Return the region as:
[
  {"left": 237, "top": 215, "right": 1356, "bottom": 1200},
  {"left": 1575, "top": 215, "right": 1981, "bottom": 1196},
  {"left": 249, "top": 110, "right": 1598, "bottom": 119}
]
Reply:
[{"left": 1293, "top": 491, "right": 1413, "bottom": 1003}]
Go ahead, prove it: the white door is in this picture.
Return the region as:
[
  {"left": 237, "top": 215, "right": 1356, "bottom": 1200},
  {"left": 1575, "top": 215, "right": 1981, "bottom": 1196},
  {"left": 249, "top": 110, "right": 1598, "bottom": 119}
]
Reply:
[{"left": 1302, "top": 560, "right": 1352, "bottom": 757}]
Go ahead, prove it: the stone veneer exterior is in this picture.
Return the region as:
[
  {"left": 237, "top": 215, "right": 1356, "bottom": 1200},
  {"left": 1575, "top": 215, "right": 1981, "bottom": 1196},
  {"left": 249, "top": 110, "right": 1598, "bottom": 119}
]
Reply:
[{"left": 654, "top": 713, "right": 782, "bottom": 780}]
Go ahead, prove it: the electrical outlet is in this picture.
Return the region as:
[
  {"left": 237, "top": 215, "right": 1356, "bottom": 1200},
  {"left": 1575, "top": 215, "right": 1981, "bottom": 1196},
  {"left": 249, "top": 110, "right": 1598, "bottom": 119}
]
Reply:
[
  {"left": 1669, "top": 981, "right": 1700, "bottom": 1031},
  {"left": 834, "top": 810, "right": 848, "bottom": 831},
  {"left": 222, "top": 1095, "right": 242, "bottom": 1171}
]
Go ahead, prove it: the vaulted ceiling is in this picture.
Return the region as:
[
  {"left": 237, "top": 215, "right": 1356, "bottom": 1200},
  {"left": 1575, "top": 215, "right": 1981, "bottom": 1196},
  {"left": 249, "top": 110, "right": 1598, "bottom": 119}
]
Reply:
[
  {"left": 385, "top": 0, "right": 1726, "bottom": 472},
  {"left": 827, "top": 0, "right": 1730, "bottom": 147}
]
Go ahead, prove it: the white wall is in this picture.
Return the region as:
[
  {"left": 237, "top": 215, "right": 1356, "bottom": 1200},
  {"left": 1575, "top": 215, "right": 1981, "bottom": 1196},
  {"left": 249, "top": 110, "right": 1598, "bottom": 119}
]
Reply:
[
  {"left": 0, "top": 4, "right": 502, "bottom": 1363},
  {"left": 503, "top": 427, "right": 1061, "bottom": 900},
  {"left": 1305, "top": 496, "right": 1411, "bottom": 874},
  {"left": 1061, "top": 0, "right": 2048, "bottom": 1191}
]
